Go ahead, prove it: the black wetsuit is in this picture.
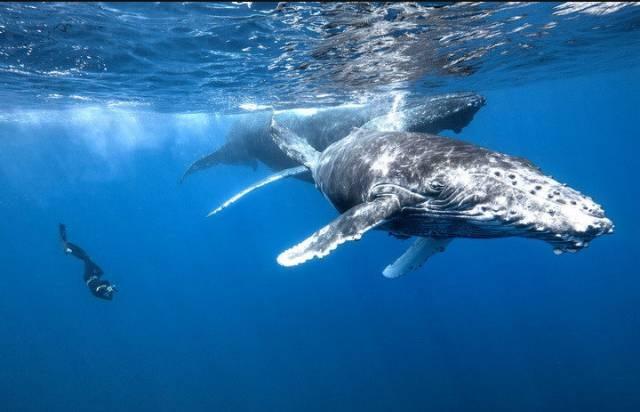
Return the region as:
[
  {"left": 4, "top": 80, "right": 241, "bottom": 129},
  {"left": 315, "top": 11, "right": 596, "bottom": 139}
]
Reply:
[{"left": 59, "top": 224, "right": 116, "bottom": 301}]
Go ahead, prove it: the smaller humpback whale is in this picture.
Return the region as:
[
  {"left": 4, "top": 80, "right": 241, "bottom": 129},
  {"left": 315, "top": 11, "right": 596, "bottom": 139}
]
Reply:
[
  {"left": 180, "top": 92, "right": 485, "bottom": 183},
  {"left": 211, "top": 120, "right": 614, "bottom": 277}
]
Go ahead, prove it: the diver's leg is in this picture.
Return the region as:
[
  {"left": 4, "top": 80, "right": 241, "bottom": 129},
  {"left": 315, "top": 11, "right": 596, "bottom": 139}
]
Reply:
[
  {"left": 64, "top": 241, "right": 91, "bottom": 261},
  {"left": 59, "top": 224, "right": 92, "bottom": 261},
  {"left": 60, "top": 224, "right": 115, "bottom": 300},
  {"left": 85, "top": 261, "right": 104, "bottom": 278},
  {"left": 59, "top": 223, "right": 67, "bottom": 242}
]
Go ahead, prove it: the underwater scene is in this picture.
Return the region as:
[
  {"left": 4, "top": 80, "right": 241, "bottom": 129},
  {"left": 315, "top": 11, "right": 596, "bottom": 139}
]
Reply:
[{"left": 1, "top": 2, "right": 639, "bottom": 411}]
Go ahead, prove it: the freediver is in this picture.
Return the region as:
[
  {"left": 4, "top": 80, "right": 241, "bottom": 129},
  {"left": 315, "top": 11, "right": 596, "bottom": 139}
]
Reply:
[{"left": 59, "top": 223, "right": 117, "bottom": 301}]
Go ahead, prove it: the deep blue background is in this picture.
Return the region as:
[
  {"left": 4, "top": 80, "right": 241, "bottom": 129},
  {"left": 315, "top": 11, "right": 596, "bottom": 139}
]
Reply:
[{"left": 0, "top": 69, "right": 639, "bottom": 411}]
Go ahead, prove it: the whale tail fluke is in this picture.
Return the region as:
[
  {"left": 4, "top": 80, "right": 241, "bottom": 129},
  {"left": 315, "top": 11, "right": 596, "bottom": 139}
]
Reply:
[{"left": 179, "top": 142, "right": 256, "bottom": 184}]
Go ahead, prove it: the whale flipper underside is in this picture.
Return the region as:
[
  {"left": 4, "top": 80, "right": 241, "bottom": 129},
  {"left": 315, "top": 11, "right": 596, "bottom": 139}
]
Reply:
[
  {"left": 269, "top": 118, "right": 320, "bottom": 168},
  {"left": 203, "top": 120, "right": 318, "bottom": 217},
  {"left": 277, "top": 196, "right": 401, "bottom": 267},
  {"left": 206, "top": 165, "right": 309, "bottom": 217},
  {"left": 382, "top": 237, "right": 452, "bottom": 279}
]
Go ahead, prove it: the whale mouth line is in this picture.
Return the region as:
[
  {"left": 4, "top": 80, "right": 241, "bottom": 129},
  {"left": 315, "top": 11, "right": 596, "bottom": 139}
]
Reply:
[
  {"left": 402, "top": 203, "right": 612, "bottom": 250},
  {"left": 403, "top": 207, "right": 486, "bottom": 220}
]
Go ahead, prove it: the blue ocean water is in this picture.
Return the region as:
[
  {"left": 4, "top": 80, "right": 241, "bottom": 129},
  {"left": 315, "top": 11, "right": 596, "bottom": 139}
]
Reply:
[{"left": 0, "top": 3, "right": 639, "bottom": 412}]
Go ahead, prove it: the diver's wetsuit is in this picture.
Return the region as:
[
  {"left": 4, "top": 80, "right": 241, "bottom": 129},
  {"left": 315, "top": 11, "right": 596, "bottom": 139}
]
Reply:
[{"left": 59, "top": 224, "right": 116, "bottom": 301}]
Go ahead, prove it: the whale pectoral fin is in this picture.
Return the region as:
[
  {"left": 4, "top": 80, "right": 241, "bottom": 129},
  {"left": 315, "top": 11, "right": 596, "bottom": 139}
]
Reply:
[
  {"left": 277, "top": 196, "right": 401, "bottom": 267},
  {"left": 207, "top": 166, "right": 309, "bottom": 217},
  {"left": 270, "top": 119, "right": 320, "bottom": 168},
  {"left": 382, "top": 237, "right": 452, "bottom": 279}
]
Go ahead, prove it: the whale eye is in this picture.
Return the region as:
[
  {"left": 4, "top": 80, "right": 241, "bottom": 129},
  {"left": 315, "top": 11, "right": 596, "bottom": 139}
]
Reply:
[{"left": 429, "top": 180, "right": 445, "bottom": 193}]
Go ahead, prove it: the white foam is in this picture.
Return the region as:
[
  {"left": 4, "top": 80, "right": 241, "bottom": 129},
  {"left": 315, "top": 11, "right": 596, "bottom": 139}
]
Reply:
[
  {"left": 239, "top": 102, "right": 271, "bottom": 111},
  {"left": 553, "top": 2, "right": 638, "bottom": 16}
]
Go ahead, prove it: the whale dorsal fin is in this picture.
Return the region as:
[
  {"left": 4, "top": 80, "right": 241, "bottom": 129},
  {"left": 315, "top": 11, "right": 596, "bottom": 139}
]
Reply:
[
  {"left": 382, "top": 237, "right": 452, "bottom": 278},
  {"left": 270, "top": 119, "right": 320, "bottom": 169},
  {"left": 277, "top": 196, "right": 401, "bottom": 267}
]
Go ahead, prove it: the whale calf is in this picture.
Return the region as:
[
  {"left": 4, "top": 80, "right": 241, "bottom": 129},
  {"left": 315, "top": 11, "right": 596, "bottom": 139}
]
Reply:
[
  {"left": 219, "top": 120, "right": 613, "bottom": 277},
  {"left": 180, "top": 92, "right": 485, "bottom": 183}
]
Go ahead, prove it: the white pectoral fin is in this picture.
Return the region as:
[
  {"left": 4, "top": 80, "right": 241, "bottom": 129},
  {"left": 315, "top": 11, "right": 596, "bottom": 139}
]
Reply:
[
  {"left": 277, "top": 196, "right": 401, "bottom": 267},
  {"left": 382, "top": 237, "right": 452, "bottom": 279},
  {"left": 269, "top": 119, "right": 320, "bottom": 168},
  {"left": 206, "top": 165, "right": 309, "bottom": 217}
]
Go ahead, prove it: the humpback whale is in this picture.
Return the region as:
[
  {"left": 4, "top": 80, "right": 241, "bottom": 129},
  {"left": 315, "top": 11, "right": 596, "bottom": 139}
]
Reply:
[
  {"left": 180, "top": 92, "right": 485, "bottom": 183},
  {"left": 212, "top": 120, "right": 614, "bottom": 277}
]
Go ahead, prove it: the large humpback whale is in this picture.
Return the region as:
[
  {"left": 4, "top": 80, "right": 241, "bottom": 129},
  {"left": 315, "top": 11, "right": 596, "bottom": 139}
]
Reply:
[
  {"left": 212, "top": 120, "right": 614, "bottom": 277},
  {"left": 180, "top": 92, "right": 485, "bottom": 182}
]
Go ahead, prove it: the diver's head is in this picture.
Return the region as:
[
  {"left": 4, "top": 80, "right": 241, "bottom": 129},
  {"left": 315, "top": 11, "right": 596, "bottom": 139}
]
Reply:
[
  {"left": 104, "top": 284, "right": 117, "bottom": 299},
  {"left": 96, "top": 284, "right": 117, "bottom": 300}
]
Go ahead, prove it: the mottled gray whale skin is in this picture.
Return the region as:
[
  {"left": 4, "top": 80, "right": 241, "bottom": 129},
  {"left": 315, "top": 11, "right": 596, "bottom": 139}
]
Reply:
[
  {"left": 180, "top": 92, "right": 485, "bottom": 182},
  {"left": 269, "top": 122, "right": 614, "bottom": 274}
]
